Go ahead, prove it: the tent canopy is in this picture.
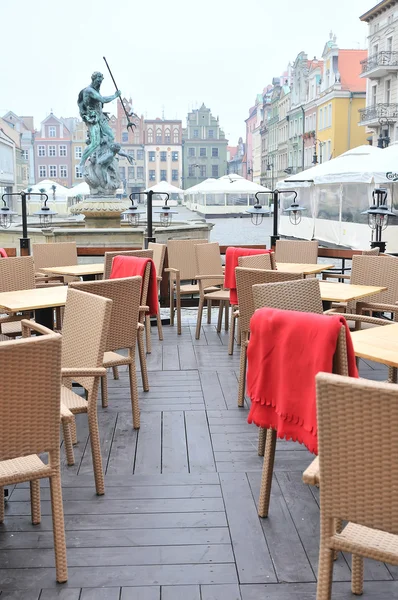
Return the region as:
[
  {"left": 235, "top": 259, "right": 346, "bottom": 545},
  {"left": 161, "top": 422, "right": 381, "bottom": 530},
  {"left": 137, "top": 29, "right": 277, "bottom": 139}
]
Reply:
[
  {"left": 145, "top": 181, "right": 184, "bottom": 194},
  {"left": 185, "top": 174, "right": 270, "bottom": 195},
  {"left": 65, "top": 182, "right": 90, "bottom": 198},
  {"left": 24, "top": 179, "right": 69, "bottom": 195}
]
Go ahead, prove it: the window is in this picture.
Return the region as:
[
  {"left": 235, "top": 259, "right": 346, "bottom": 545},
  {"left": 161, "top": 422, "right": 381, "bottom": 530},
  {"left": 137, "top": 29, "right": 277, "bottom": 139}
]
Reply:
[
  {"left": 156, "top": 128, "right": 162, "bottom": 144},
  {"left": 164, "top": 129, "right": 171, "bottom": 144},
  {"left": 386, "top": 79, "right": 391, "bottom": 104},
  {"left": 39, "top": 165, "right": 47, "bottom": 178},
  {"left": 193, "top": 129, "right": 199, "bottom": 138},
  {"left": 387, "top": 37, "right": 393, "bottom": 53},
  {"left": 172, "top": 169, "right": 178, "bottom": 181},
  {"left": 38, "top": 145, "right": 46, "bottom": 157},
  {"left": 119, "top": 167, "right": 126, "bottom": 179},
  {"left": 60, "top": 165, "right": 67, "bottom": 178},
  {"left": 208, "top": 129, "right": 214, "bottom": 138},
  {"left": 160, "top": 170, "right": 167, "bottom": 181},
  {"left": 173, "top": 129, "right": 179, "bottom": 143},
  {"left": 128, "top": 167, "right": 135, "bottom": 179},
  {"left": 59, "top": 145, "right": 67, "bottom": 157},
  {"left": 149, "top": 170, "right": 156, "bottom": 181},
  {"left": 48, "top": 126, "right": 56, "bottom": 137},
  {"left": 319, "top": 108, "right": 323, "bottom": 130},
  {"left": 188, "top": 147, "right": 195, "bottom": 157},
  {"left": 75, "top": 165, "right": 83, "bottom": 179},
  {"left": 160, "top": 151, "right": 167, "bottom": 162},
  {"left": 373, "top": 43, "right": 379, "bottom": 57},
  {"left": 200, "top": 148, "right": 206, "bottom": 157},
  {"left": 212, "top": 165, "right": 219, "bottom": 177},
  {"left": 188, "top": 165, "right": 196, "bottom": 177},
  {"left": 328, "top": 104, "right": 332, "bottom": 128},
  {"left": 172, "top": 151, "right": 178, "bottom": 161},
  {"left": 75, "top": 146, "right": 82, "bottom": 159},
  {"left": 147, "top": 129, "right": 153, "bottom": 143},
  {"left": 122, "top": 132, "right": 128, "bottom": 142},
  {"left": 199, "top": 165, "right": 207, "bottom": 177},
  {"left": 137, "top": 166, "right": 144, "bottom": 179},
  {"left": 21, "top": 150, "right": 28, "bottom": 160},
  {"left": 128, "top": 150, "right": 135, "bottom": 159},
  {"left": 48, "top": 145, "right": 56, "bottom": 157},
  {"left": 49, "top": 165, "right": 57, "bottom": 178},
  {"left": 211, "top": 147, "right": 219, "bottom": 157},
  {"left": 149, "top": 151, "right": 155, "bottom": 162},
  {"left": 137, "top": 149, "right": 144, "bottom": 160},
  {"left": 372, "top": 85, "right": 378, "bottom": 106}
]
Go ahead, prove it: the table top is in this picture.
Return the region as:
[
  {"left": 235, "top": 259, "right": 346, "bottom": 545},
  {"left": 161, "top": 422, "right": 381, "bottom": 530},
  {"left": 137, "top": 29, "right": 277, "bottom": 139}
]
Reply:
[
  {"left": 277, "top": 263, "right": 334, "bottom": 274},
  {"left": 41, "top": 263, "right": 104, "bottom": 277},
  {"left": 351, "top": 323, "right": 398, "bottom": 368},
  {"left": 319, "top": 282, "right": 387, "bottom": 303},
  {"left": 0, "top": 286, "right": 68, "bottom": 312}
]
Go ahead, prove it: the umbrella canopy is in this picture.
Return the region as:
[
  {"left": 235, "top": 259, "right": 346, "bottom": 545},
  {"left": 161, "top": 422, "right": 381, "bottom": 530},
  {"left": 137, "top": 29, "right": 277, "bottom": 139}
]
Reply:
[
  {"left": 145, "top": 181, "right": 184, "bottom": 194},
  {"left": 65, "top": 181, "right": 90, "bottom": 198},
  {"left": 185, "top": 175, "right": 270, "bottom": 195},
  {"left": 24, "top": 179, "right": 69, "bottom": 195}
]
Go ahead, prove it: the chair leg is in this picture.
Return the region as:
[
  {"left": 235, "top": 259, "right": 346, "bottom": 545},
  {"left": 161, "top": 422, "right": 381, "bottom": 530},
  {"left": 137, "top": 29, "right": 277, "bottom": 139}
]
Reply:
[
  {"left": 70, "top": 417, "right": 77, "bottom": 445},
  {"left": 170, "top": 284, "right": 175, "bottom": 326},
  {"left": 351, "top": 554, "right": 364, "bottom": 596},
  {"left": 316, "top": 544, "right": 334, "bottom": 600},
  {"left": 176, "top": 288, "right": 182, "bottom": 335},
  {"left": 0, "top": 487, "right": 4, "bottom": 524},
  {"left": 224, "top": 302, "right": 229, "bottom": 331},
  {"left": 156, "top": 309, "right": 163, "bottom": 341},
  {"left": 207, "top": 298, "right": 212, "bottom": 324},
  {"left": 62, "top": 420, "right": 75, "bottom": 466},
  {"left": 112, "top": 366, "right": 119, "bottom": 380},
  {"left": 101, "top": 372, "right": 108, "bottom": 409},
  {"left": 228, "top": 309, "right": 236, "bottom": 356},
  {"left": 87, "top": 405, "right": 105, "bottom": 496},
  {"left": 195, "top": 297, "right": 205, "bottom": 340},
  {"left": 389, "top": 366, "right": 397, "bottom": 383},
  {"left": 258, "top": 428, "right": 266, "bottom": 456},
  {"left": 237, "top": 316, "right": 241, "bottom": 346},
  {"left": 30, "top": 479, "right": 41, "bottom": 525},
  {"left": 258, "top": 429, "right": 277, "bottom": 518},
  {"left": 217, "top": 301, "right": 223, "bottom": 333},
  {"left": 138, "top": 329, "right": 149, "bottom": 392},
  {"left": 237, "top": 343, "right": 247, "bottom": 407},
  {"left": 49, "top": 474, "right": 68, "bottom": 583},
  {"left": 145, "top": 315, "right": 152, "bottom": 354},
  {"left": 129, "top": 361, "right": 140, "bottom": 430}
]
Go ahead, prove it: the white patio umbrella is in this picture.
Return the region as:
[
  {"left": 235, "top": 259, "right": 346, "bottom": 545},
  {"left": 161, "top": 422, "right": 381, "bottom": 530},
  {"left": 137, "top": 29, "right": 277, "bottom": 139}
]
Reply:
[{"left": 145, "top": 181, "right": 184, "bottom": 194}]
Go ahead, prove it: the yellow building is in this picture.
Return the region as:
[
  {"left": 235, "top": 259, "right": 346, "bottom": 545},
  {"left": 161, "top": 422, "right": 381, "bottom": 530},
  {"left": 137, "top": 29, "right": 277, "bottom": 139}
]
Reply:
[{"left": 315, "top": 38, "right": 367, "bottom": 163}]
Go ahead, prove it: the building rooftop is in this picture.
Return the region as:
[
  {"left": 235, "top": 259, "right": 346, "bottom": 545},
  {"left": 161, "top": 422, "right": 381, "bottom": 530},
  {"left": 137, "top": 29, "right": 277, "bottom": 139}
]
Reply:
[{"left": 360, "top": 0, "right": 398, "bottom": 22}]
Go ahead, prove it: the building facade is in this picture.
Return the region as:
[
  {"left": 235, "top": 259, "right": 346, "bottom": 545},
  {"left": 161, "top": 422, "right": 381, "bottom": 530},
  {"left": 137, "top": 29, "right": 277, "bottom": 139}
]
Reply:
[
  {"left": 34, "top": 113, "right": 72, "bottom": 187},
  {"left": 287, "top": 52, "right": 308, "bottom": 175},
  {"left": 276, "top": 85, "right": 291, "bottom": 182},
  {"left": 2, "top": 112, "right": 35, "bottom": 185},
  {"left": 227, "top": 138, "right": 245, "bottom": 176},
  {"left": 182, "top": 104, "right": 228, "bottom": 189},
  {"left": 360, "top": 0, "right": 398, "bottom": 145},
  {"left": 143, "top": 118, "right": 182, "bottom": 189}
]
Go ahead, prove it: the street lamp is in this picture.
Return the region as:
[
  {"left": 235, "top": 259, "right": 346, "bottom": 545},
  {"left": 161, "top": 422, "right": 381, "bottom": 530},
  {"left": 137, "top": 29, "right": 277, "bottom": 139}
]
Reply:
[
  {"left": 362, "top": 187, "right": 396, "bottom": 252},
  {"left": 128, "top": 191, "right": 177, "bottom": 246},
  {"left": 0, "top": 195, "right": 17, "bottom": 229},
  {"left": 312, "top": 139, "right": 324, "bottom": 165},
  {"left": 0, "top": 191, "right": 50, "bottom": 255},
  {"left": 34, "top": 194, "right": 57, "bottom": 229},
  {"left": 122, "top": 195, "right": 144, "bottom": 226},
  {"left": 247, "top": 189, "right": 304, "bottom": 247},
  {"left": 377, "top": 118, "right": 392, "bottom": 149},
  {"left": 266, "top": 160, "right": 274, "bottom": 190}
]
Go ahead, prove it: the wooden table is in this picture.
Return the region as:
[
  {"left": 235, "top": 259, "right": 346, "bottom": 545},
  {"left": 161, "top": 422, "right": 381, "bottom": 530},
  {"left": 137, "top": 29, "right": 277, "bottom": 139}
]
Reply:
[
  {"left": 0, "top": 286, "right": 68, "bottom": 330},
  {"left": 41, "top": 263, "right": 104, "bottom": 280},
  {"left": 351, "top": 323, "right": 398, "bottom": 368},
  {"left": 319, "top": 282, "right": 387, "bottom": 309},
  {"left": 277, "top": 263, "right": 334, "bottom": 275}
]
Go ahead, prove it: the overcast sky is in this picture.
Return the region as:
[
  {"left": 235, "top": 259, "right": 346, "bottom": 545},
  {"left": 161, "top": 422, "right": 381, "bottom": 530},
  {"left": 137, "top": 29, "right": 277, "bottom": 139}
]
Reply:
[{"left": 0, "top": 0, "right": 371, "bottom": 142}]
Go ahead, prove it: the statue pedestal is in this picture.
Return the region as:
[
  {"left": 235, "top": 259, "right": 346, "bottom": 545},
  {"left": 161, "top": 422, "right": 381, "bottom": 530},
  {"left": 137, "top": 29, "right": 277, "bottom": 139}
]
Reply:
[{"left": 70, "top": 196, "right": 128, "bottom": 228}]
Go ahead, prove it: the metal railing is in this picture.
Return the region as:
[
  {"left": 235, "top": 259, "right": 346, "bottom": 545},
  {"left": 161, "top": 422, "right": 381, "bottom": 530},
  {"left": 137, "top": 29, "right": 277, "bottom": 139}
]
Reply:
[
  {"left": 361, "top": 51, "right": 398, "bottom": 74},
  {"left": 359, "top": 103, "right": 398, "bottom": 122}
]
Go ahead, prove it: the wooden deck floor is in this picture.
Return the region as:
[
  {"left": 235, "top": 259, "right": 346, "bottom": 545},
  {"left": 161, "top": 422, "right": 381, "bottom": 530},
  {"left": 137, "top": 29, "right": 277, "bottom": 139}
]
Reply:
[{"left": 1, "top": 314, "right": 397, "bottom": 599}]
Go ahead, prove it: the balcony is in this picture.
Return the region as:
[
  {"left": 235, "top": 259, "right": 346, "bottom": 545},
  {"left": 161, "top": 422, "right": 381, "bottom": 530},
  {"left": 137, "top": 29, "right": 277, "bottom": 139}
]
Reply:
[
  {"left": 359, "top": 103, "right": 398, "bottom": 126},
  {"left": 360, "top": 52, "right": 398, "bottom": 79}
]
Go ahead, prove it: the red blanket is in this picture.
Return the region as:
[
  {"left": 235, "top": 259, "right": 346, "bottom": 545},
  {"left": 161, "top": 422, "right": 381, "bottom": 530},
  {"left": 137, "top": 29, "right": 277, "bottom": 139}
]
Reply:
[
  {"left": 247, "top": 308, "right": 358, "bottom": 454},
  {"left": 0, "top": 248, "right": 8, "bottom": 258},
  {"left": 224, "top": 247, "right": 273, "bottom": 305},
  {"left": 110, "top": 256, "right": 159, "bottom": 316}
]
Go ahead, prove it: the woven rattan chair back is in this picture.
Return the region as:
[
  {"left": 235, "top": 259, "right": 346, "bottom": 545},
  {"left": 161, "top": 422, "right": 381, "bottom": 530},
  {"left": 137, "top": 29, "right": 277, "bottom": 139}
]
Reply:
[
  {"left": 253, "top": 278, "right": 323, "bottom": 314},
  {"left": 236, "top": 268, "right": 304, "bottom": 335},
  {"left": 0, "top": 256, "right": 35, "bottom": 292},
  {"left": 0, "top": 331, "right": 62, "bottom": 461},
  {"left": 238, "top": 254, "right": 274, "bottom": 270},
  {"left": 362, "top": 247, "right": 380, "bottom": 255},
  {"left": 350, "top": 255, "right": 398, "bottom": 306},
  {"left": 69, "top": 277, "right": 141, "bottom": 353},
  {"left": 148, "top": 242, "right": 166, "bottom": 281},
  {"left": 195, "top": 242, "right": 224, "bottom": 291},
  {"left": 275, "top": 240, "right": 318, "bottom": 264},
  {"left": 61, "top": 288, "right": 112, "bottom": 393},
  {"left": 103, "top": 249, "right": 153, "bottom": 280},
  {"left": 32, "top": 242, "right": 77, "bottom": 271},
  {"left": 167, "top": 239, "right": 208, "bottom": 281},
  {"left": 317, "top": 372, "right": 398, "bottom": 533}
]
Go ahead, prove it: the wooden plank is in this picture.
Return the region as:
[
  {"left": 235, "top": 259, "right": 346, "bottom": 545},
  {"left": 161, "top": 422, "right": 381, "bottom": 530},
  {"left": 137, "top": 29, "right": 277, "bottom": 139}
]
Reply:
[
  {"left": 106, "top": 412, "right": 138, "bottom": 475},
  {"left": 162, "top": 585, "right": 200, "bottom": 600},
  {"left": 78, "top": 412, "right": 117, "bottom": 476},
  {"left": 200, "top": 372, "right": 228, "bottom": 410},
  {"left": 185, "top": 411, "right": 215, "bottom": 473},
  {"left": 77, "top": 246, "right": 141, "bottom": 256},
  {"left": 247, "top": 472, "right": 315, "bottom": 583},
  {"left": 145, "top": 345, "right": 163, "bottom": 371},
  {"left": 2, "top": 247, "right": 17, "bottom": 257},
  {"left": 240, "top": 582, "right": 398, "bottom": 599},
  {"left": 134, "top": 412, "right": 162, "bottom": 474},
  {"left": 178, "top": 344, "right": 198, "bottom": 370},
  {"left": 121, "top": 588, "right": 160, "bottom": 600},
  {"left": 201, "top": 584, "right": 242, "bottom": 600},
  {"left": 220, "top": 473, "right": 277, "bottom": 584},
  {"left": 217, "top": 371, "right": 240, "bottom": 410},
  {"left": 81, "top": 589, "right": 119, "bottom": 600},
  {"left": 40, "top": 590, "right": 81, "bottom": 599},
  {"left": 162, "top": 411, "right": 189, "bottom": 473},
  {"left": 0, "top": 591, "right": 41, "bottom": 599},
  {"left": 162, "top": 345, "right": 180, "bottom": 370}
]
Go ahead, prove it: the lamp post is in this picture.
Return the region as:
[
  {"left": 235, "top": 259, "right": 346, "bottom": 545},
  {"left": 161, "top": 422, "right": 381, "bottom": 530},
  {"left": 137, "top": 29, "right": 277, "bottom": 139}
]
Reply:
[
  {"left": 377, "top": 118, "right": 392, "bottom": 149},
  {"left": 0, "top": 195, "right": 17, "bottom": 229},
  {"left": 312, "top": 139, "right": 324, "bottom": 165},
  {"left": 266, "top": 160, "right": 274, "bottom": 190},
  {"left": 123, "top": 191, "right": 177, "bottom": 247},
  {"left": 362, "top": 187, "right": 396, "bottom": 253},
  {"left": 34, "top": 194, "right": 57, "bottom": 229},
  {"left": 247, "top": 189, "right": 304, "bottom": 248}
]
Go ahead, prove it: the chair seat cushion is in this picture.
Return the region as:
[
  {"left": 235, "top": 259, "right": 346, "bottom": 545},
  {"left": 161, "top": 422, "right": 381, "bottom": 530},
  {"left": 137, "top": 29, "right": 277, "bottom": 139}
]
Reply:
[
  {"left": 103, "top": 350, "right": 130, "bottom": 367},
  {"left": 175, "top": 284, "right": 219, "bottom": 295},
  {"left": 204, "top": 290, "right": 230, "bottom": 301},
  {"left": 61, "top": 385, "right": 87, "bottom": 414},
  {"left": 1, "top": 320, "right": 23, "bottom": 336},
  {"left": 332, "top": 522, "right": 398, "bottom": 564},
  {"left": 0, "top": 454, "right": 50, "bottom": 486},
  {"left": 302, "top": 456, "right": 319, "bottom": 486}
]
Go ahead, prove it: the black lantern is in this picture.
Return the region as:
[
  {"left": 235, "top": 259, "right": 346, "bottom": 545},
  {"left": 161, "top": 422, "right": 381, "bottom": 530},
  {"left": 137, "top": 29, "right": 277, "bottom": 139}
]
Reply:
[
  {"left": 154, "top": 194, "right": 178, "bottom": 227},
  {"left": 246, "top": 192, "right": 271, "bottom": 226},
  {"left": 284, "top": 192, "right": 306, "bottom": 225},
  {"left": 0, "top": 196, "right": 17, "bottom": 229},
  {"left": 122, "top": 195, "right": 144, "bottom": 226},
  {"left": 362, "top": 187, "right": 396, "bottom": 252},
  {"left": 34, "top": 194, "right": 57, "bottom": 229},
  {"left": 377, "top": 118, "right": 391, "bottom": 149}
]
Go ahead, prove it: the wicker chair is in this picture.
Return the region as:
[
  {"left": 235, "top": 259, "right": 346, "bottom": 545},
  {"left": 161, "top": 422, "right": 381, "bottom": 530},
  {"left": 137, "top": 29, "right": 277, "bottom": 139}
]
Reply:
[
  {"left": 194, "top": 242, "right": 230, "bottom": 340},
  {"left": 166, "top": 239, "right": 214, "bottom": 335},
  {"left": 60, "top": 288, "right": 112, "bottom": 496},
  {"left": 275, "top": 239, "right": 318, "bottom": 264},
  {"left": 0, "top": 256, "right": 38, "bottom": 336},
  {"left": 238, "top": 253, "right": 275, "bottom": 270},
  {"left": 103, "top": 249, "right": 153, "bottom": 279},
  {"left": 0, "top": 327, "right": 68, "bottom": 583},
  {"left": 361, "top": 247, "right": 380, "bottom": 255},
  {"left": 32, "top": 241, "right": 78, "bottom": 284},
  {"left": 314, "top": 373, "right": 398, "bottom": 598},
  {"left": 235, "top": 267, "right": 303, "bottom": 408},
  {"left": 148, "top": 242, "right": 166, "bottom": 341},
  {"left": 70, "top": 277, "right": 143, "bottom": 429}
]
